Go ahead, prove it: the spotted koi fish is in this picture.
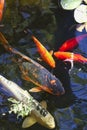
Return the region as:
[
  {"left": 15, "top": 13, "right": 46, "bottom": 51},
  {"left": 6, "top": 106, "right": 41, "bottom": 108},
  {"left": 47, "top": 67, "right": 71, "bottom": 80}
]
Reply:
[
  {"left": 0, "top": 75, "right": 55, "bottom": 129},
  {"left": 18, "top": 61, "right": 65, "bottom": 96},
  {"left": 0, "top": 32, "right": 65, "bottom": 96}
]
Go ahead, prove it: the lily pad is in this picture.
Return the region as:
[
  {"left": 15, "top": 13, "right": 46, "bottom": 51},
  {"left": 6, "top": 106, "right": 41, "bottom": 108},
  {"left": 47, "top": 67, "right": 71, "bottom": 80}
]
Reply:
[
  {"left": 84, "top": 0, "right": 87, "bottom": 4},
  {"left": 60, "top": 0, "right": 82, "bottom": 10},
  {"left": 74, "top": 4, "right": 87, "bottom": 23}
]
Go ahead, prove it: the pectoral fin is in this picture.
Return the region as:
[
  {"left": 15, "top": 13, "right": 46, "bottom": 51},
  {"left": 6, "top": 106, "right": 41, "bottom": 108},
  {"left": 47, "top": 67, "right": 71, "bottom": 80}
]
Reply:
[
  {"left": 40, "top": 100, "right": 47, "bottom": 109},
  {"left": 21, "top": 74, "right": 31, "bottom": 82},
  {"left": 22, "top": 116, "right": 37, "bottom": 128},
  {"left": 49, "top": 50, "right": 53, "bottom": 55},
  {"left": 29, "top": 87, "right": 43, "bottom": 92}
]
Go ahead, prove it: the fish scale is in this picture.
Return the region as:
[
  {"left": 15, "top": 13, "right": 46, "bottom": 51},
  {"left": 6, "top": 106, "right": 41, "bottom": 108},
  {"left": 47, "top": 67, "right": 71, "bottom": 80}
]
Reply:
[{"left": 19, "top": 61, "right": 65, "bottom": 96}]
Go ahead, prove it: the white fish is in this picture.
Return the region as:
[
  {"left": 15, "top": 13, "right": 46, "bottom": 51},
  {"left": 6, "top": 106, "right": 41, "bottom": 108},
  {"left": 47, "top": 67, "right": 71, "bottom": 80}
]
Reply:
[{"left": 0, "top": 75, "right": 55, "bottom": 129}]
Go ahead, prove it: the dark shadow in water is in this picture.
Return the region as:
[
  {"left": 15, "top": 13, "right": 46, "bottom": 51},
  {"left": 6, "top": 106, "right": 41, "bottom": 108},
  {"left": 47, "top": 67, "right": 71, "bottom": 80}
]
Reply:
[
  {"left": 44, "top": 1, "right": 77, "bottom": 108},
  {"left": 50, "top": 1, "right": 87, "bottom": 107},
  {"left": 51, "top": 0, "right": 76, "bottom": 51},
  {"left": 45, "top": 59, "right": 76, "bottom": 109}
]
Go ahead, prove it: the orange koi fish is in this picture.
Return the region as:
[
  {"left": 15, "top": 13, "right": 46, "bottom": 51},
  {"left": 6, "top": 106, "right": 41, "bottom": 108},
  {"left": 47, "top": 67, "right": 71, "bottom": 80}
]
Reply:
[
  {"left": 54, "top": 51, "right": 87, "bottom": 63},
  {"left": 32, "top": 35, "right": 55, "bottom": 68},
  {"left": 0, "top": 0, "right": 4, "bottom": 21},
  {"left": 59, "top": 34, "right": 87, "bottom": 51}
]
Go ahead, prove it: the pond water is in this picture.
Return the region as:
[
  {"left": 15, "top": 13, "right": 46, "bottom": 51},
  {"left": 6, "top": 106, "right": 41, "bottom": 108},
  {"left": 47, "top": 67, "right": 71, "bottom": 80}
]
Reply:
[{"left": 0, "top": 0, "right": 87, "bottom": 130}]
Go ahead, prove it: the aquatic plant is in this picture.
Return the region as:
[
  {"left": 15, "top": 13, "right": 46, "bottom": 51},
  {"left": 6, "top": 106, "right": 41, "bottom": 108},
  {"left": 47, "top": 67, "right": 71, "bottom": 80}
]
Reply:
[
  {"left": 60, "top": 0, "right": 87, "bottom": 32},
  {"left": 8, "top": 97, "right": 34, "bottom": 118}
]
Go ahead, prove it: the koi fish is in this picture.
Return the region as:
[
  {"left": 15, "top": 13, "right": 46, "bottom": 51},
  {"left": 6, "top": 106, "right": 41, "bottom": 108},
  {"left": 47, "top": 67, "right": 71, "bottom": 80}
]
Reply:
[
  {"left": 24, "top": 29, "right": 55, "bottom": 68},
  {"left": 59, "top": 34, "right": 87, "bottom": 51},
  {"left": 54, "top": 51, "right": 87, "bottom": 63},
  {"left": 0, "top": 0, "right": 4, "bottom": 21},
  {"left": 0, "top": 75, "right": 55, "bottom": 129},
  {"left": 18, "top": 61, "right": 65, "bottom": 96},
  {"left": 31, "top": 35, "right": 55, "bottom": 68},
  {"left": 0, "top": 32, "right": 65, "bottom": 96},
  {"left": 0, "top": 31, "right": 55, "bottom": 68}
]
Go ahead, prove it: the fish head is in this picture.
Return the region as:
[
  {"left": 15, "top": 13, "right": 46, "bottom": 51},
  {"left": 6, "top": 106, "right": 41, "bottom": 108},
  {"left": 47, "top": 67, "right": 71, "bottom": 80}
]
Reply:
[
  {"left": 22, "top": 101, "right": 55, "bottom": 129},
  {"left": 32, "top": 109, "right": 55, "bottom": 129},
  {"left": 46, "top": 75, "right": 65, "bottom": 96}
]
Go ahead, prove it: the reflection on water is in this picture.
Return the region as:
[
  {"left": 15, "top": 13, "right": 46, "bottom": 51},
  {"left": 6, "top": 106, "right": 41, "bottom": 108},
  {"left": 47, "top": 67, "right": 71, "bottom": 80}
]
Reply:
[{"left": 0, "top": 0, "right": 87, "bottom": 130}]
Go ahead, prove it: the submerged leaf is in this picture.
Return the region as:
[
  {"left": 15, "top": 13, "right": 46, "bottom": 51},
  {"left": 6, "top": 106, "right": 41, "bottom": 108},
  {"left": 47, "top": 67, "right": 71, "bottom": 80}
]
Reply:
[{"left": 60, "top": 0, "right": 82, "bottom": 10}]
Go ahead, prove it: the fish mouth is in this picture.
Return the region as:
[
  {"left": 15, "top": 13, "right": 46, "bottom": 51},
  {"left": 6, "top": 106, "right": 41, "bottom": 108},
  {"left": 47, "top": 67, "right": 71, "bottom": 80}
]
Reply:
[
  {"left": 56, "top": 88, "right": 65, "bottom": 96},
  {"left": 45, "top": 116, "right": 55, "bottom": 129},
  {"left": 48, "top": 119, "right": 55, "bottom": 129},
  {"left": 48, "top": 123, "right": 55, "bottom": 129},
  {"left": 61, "top": 88, "right": 65, "bottom": 95},
  {"left": 46, "top": 87, "right": 65, "bottom": 96},
  {"left": 47, "top": 86, "right": 65, "bottom": 96}
]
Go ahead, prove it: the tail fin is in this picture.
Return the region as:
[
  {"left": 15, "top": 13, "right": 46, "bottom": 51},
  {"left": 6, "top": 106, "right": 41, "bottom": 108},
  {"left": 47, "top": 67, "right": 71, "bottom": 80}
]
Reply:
[
  {"left": 0, "top": 32, "right": 37, "bottom": 64},
  {"left": 0, "top": 32, "right": 9, "bottom": 45},
  {"left": 0, "top": 32, "right": 11, "bottom": 51}
]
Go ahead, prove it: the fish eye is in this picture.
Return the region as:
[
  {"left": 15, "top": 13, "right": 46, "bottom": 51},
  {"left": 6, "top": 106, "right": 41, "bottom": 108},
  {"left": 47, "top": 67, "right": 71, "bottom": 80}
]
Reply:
[
  {"left": 47, "top": 75, "right": 57, "bottom": 87},
  {"left": 36, "top": 104, "right": 48, "bottom": 116},
  {"left": 40, "top": 108, "right": 48, "bottom": 117},
  {"left": 43, "top": 110, "right": 48, "bottom": 117},
  {"left": 36, "top": 104, "right": 42, "bottom": 110}
]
